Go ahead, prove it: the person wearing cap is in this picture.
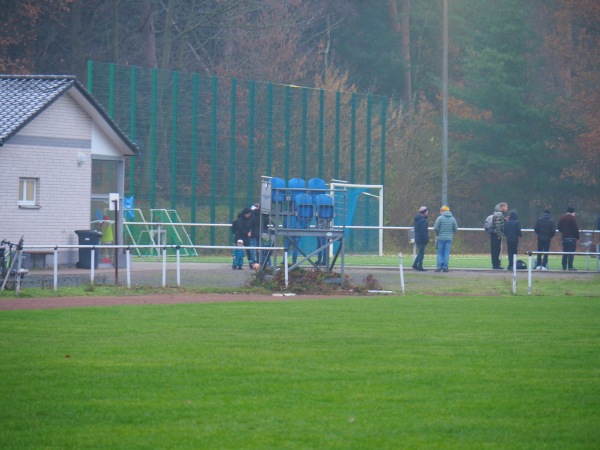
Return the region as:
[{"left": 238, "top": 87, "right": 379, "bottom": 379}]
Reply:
[
  {"left": 558, "top": 206, "right": 580, "bottom": 270},
  {"left": 534, "top": 208, "right": 555, "bottom": 270},
  {"left": 433, "top": 205, "right": 458, "bottom": 272},
  {"left": 232, "top": 239, "right": 245, "bottom": 270},
  {"left": 412, "top": 206, "right": 430, "bottom": 271}
]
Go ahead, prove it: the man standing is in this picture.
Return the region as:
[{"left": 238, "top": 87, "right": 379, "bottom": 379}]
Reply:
[
  {"left": 534, "top": 209, "right": 555, "bottom": 270},
  {"left": 433, "top": 206, "right": 458, "bottom": 272},
  {"left": 412, "top": 206, "right": 429, "bottom": 271},
  {"left": 558, "top": 206, "right": 580, "bottom": 270},
  {"left": 490, "top": 202, "right": 508, "bottom": 269}
]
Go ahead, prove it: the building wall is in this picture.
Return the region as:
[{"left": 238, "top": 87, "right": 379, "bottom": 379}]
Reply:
[{"left": 0, "top": 93, "right": 106, "bottom": 266}]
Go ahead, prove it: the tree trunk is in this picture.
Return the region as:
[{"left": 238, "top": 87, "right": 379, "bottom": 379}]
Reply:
[
  {"left": 139, "top": 0, "right": 157, "bottom": 68},
  {"left": 400, "top": 0, "right": 412, "bottom": 103},
  {"left": 69, "top": 0, "right": 85, "bottom": 79},
  {"left": 159, "top": 0, "right": 175, "bottom": 71},
  {"left": 110, "top": 0, "right": 119, "bottom": 63},
  {"left": 387, "top": 0, "right": 412, "bottom": 103}
]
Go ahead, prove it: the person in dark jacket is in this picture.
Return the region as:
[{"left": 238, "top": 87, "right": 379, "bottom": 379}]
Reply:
[
  {"left": 534, "top": 209, "right": 555, "bottom": 270},
  {"left": 504, "top": 210, "right": 522, "bottom": 270},
  {"left": 412, "top": 206, "right": 430, "bottom": 271},
  {"left": 558, "top": 206, "right": 580, "bottom": 270},
  {"left": 234, "top": 208, "right": 253, "bottom": 264}
]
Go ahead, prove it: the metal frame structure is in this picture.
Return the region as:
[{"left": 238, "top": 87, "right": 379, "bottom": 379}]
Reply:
[{"left": 259, "top": 178, "right": 347, "bottom": 278}]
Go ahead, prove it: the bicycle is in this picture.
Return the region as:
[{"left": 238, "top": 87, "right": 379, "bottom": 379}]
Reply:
[{"left": 1, "top": 236, "right": 29, "bottom": 293}]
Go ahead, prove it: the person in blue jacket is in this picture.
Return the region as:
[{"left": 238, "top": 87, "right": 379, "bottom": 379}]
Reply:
[{"left": 412, "top": 206, "right": 430, "bottom": 271}]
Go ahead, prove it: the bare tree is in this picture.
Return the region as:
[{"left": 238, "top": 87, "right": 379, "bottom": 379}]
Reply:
[{"left": 388, "top": 0, "right": 412, "bottom": 103}]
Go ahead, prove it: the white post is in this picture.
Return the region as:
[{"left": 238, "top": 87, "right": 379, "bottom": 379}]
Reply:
[
  {"left": 284, "top": 251, "right": 289, "bottom": 288},
  {"left": 162, "top": 247, "right": 167, "bottom": 287},
  {"left": 527, "top": 254, "right": 533, "bottom": 295},
  {"left": 53, "top": 248, "right": 58, "bottom": 291},
  {"left": 176, "top": 247, "right": 181, "bottom": 287},
  {"left": 126, "top": 248, "right": 131, "bottom": 289},
  {"left": 379, "top": 189, "right": 384, "bottom": 256},
  {"left": 90, "top": 248, "right": 95, "bottom": 284},
  {"left": 512, "top": 254, "right": 517, "bottom": 294},
  {"left": 399, "top": 252, "right": 406, "bottom": 295}
]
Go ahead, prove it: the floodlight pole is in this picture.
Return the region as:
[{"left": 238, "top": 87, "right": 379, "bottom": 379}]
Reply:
[{"left": 442, "top": 0, "right": 449, "bottom": 206}]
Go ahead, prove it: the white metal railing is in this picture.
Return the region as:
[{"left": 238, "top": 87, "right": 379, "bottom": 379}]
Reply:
[
  {"left": 21, "top": 244, "right": 285, "bottom": 291},
  {"left": 20, "top": 243, "right": 600, "bottom": 295},
  {"left": 524, "top": 251, "right": 600, "bottom": 295}
]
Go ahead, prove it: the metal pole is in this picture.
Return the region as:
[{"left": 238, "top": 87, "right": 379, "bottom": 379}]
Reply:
[
  {"left": 53, "top": 248, "right": 58, "bottom": 291},
  {"left": 379, "top": 189, "right": 384, "bottom": 256},
  {"left": 126, "top": 247, "right": 131, "bottom": 289},
  {"left": 113, "top": 199, "right": 119, "bottom": 285},
  {"left": 284, "top": 251, "right": 289, "bottom": 288},
  {"left": 442, "top": 0, "right": 449, "bottom": 206},
  {"left": 176, "top": 246, "right": 181, "bottom": 287},
  {"left": 129, "top": 66, "right": 136, "bottom": 197},
  {"left": 210, "top": 76, "right": 218, "bottom": 245},
  {"left": 527, "top": 254, "right": 533, "bottom": 295},
  {"left": 90, "top": 248, "right": 95, "bottom": 284},
  {"left": 512, "top": 253, "right": 517, "bottom": 294},
  {"left": 229, "top": 78, "right": 237, "bottom": 217},
  {"left": 191, "top": 74, "right": 199, "bottom": 242},
  {"left": 170, "top": 71, "right": 179, "bottom": 210},
  {"left": 318, "top": 89, "right": 325, "bottom": 179},
  {"left": 162, "top": 247, "right": 167, "bottom": 287}
]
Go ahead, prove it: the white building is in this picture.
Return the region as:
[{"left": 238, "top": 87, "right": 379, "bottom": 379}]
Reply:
[{"left": 0, "top": 75, "right": 139, "bottom": 267}]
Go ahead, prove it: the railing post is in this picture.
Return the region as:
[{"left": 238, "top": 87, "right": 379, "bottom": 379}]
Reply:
[
  {"left": 162, "top": 247, "right": 167, "bottom": 287},
  {"left": 284, "top": 251, "right": 289, "bottom": 288},
  {"left": 176, "top": 246, "right": 181, "bottom": 287},
  {"left": 53, "top": 247, "right": 58, "bottom": 291},
  {"left": 527, "top": 254, "right": 533, "bottom": 295},
  {"left": 398, "top": 252, "right": 405, "bottom": 295},
  {"left": 512, "top": 254, "right": 517, "bottom": 294},
  {"left": 90, "top": 248, "right": 95, "bottom": 284},
  {"left": 126, "top": 247, "right": 131, "bottom": 289}
]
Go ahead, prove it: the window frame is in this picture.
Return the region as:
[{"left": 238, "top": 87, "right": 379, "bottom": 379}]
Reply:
[{"left": 18, "top": 177, "right": 39, "bottom": 207}]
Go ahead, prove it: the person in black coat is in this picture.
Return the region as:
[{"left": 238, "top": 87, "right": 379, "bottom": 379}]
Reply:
[
  {"left": 504, "top": 210, "right": 522, "bottom": 270},
  {"left": 534, "top": 209, "right": 555, "bottom": 270},
  {"left": 412, "top": 206, "right": 430, "bottom": 271},
  {"left": 234, "top": 208, "right": 253, "bottom": 264}
]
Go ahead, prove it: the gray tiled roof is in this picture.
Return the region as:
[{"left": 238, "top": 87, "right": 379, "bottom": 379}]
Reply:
[
  {"left": 0, "top": 75, "right": 75, "bottom": 143},
  {"left": 0, "top": 74, "right": 139, "bottom": 154}
]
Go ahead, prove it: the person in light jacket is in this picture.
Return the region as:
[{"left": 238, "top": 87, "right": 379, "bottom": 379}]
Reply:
[
  {"left": 433, "top": 206, "right": 458, "bottom": 272},
  {"left": 490, "top": 202, "right": 508, "bottom": 269}
]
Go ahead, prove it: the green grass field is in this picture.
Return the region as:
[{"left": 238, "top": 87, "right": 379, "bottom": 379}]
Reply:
[{"left": 1, "top": 296, "right": 599, "bottom": 449}]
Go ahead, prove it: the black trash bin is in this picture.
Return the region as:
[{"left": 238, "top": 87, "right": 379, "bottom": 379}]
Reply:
[{"left": 75, "top": 230, "right": 103, "bottom": 269}]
